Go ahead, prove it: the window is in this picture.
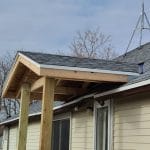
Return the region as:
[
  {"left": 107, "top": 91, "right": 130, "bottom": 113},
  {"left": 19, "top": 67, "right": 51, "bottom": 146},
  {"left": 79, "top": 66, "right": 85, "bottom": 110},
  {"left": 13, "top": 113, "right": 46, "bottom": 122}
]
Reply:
[
  {"left": 95, "top": 100, "right": 112, "bottom": 150},
  {"left": 52, "top": 119, "right": 70, "bottom": 150},
  {"left": 138, "top": 62, "right": 144, "bottom": 74}
]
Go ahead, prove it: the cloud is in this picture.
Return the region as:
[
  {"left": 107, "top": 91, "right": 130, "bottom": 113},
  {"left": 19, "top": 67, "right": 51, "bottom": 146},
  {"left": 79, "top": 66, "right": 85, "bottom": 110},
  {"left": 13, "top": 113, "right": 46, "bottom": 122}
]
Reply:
[{"left": 0, "top": 0, "right": 149, "bottom": 55}]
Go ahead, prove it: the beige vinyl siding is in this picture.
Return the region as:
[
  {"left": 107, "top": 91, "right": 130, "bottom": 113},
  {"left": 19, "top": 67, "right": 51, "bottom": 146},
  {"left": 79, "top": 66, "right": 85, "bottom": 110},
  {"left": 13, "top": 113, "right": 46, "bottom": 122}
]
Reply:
[
  {"left": 3, "top": 121, "right": 40, "bottom": 150},
  {"left": 26, "top": 122, "right": 40, "bottom": 150},
  {"left": 8, "top": 126, "right": 18, "bottom": 150},
  {"left": 71, "top": 109, "right": 94, "bottom": 150},
  {"left": 2, "top": 128, "right": 9, "bottom": 150},
  {"left": 2, "top": 113, "right": 71, "bottom": 150},
  {"left": 114, "top": 92, "right": 150, "bottom": 150}
]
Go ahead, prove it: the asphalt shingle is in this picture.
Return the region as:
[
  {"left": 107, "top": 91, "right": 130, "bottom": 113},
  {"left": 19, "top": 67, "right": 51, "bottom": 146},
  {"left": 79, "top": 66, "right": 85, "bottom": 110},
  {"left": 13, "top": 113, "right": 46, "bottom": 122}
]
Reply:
[
  {"left": 115, "top": 42, "right": 150, "bottom": 84},
  {"left": 19, "top": 51, "right": 138, "bottom": 73},
  {"left": 115, "top": 42, "right": 150, "bottom": 72}
]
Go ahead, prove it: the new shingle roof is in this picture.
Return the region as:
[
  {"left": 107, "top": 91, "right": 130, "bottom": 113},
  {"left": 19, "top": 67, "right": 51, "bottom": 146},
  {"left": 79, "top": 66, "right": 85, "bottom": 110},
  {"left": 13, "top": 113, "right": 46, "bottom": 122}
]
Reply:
[{"left": 19, "top": 51, "right": 138, "bottom": 73}]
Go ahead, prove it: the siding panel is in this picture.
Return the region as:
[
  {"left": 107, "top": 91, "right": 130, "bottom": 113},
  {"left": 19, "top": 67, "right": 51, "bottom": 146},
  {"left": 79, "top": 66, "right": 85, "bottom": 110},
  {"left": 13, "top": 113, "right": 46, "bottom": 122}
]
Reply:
[
  {"left": 6, "top": 122, "right": 40, "bottom": 150},
  {"left": 71, "top": 110, "right": 94, "bottom": 150},
  {"left": 114, "top": 92, "right": 150, "bottom": 150}
]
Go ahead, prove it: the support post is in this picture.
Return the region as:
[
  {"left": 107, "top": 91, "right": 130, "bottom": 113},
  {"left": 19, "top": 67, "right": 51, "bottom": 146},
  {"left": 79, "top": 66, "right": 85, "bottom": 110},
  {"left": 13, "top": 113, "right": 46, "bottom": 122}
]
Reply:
[
  {"left": 17, "top": 83, "right": 30, "bottom": 150},
  {"left": 39, "top": 77, "right": 55, "bottom": 150}
]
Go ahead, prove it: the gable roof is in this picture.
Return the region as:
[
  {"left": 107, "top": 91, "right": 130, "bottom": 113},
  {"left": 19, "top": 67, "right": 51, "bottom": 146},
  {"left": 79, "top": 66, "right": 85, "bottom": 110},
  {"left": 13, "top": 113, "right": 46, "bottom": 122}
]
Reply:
[
  {"left": 2, "top": 51, "right": 139, "bottom": 99},
  {"left": 2, "top": 44, "right": 150, "bottom": 125}
]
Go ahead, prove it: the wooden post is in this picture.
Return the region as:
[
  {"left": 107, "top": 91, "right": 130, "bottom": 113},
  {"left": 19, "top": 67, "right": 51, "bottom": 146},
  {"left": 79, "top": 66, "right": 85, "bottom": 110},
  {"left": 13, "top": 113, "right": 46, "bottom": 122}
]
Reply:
[
  {"left": 17, "top": 83, "right": 30, "bottom": 150},
  {"left": 39, "top": 77, "right": 55, "bottom": 150}
]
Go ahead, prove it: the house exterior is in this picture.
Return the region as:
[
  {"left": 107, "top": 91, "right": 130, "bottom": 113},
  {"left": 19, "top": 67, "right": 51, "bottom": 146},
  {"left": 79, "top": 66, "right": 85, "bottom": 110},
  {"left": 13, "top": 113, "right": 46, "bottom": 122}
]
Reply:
[{"left": 1, "top": 42, "right": 150, "bottom": 150}]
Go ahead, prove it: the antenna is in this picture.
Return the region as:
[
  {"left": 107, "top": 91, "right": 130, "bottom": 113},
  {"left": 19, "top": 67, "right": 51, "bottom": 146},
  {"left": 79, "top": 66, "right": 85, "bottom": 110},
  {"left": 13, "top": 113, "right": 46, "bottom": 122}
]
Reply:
[{"left": 125, "top": 1, "right": 150, "bottom": 54}]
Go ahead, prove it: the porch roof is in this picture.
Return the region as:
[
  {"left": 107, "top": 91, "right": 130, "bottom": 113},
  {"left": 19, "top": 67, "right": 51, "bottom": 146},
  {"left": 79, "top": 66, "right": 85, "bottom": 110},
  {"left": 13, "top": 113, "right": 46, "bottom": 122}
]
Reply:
[{"left": 2, "top": 51, "right": 139, "bottom": 100}]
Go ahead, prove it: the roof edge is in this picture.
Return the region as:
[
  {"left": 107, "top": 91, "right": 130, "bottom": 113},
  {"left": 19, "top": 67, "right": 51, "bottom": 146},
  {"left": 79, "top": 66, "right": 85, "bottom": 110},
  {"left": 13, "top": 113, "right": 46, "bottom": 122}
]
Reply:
[
  {"left": 94, "top": 78, "right": 150, "bottom": 99},
  {"left": 39, "top": 64, "right": 139, "bottom": 76}
]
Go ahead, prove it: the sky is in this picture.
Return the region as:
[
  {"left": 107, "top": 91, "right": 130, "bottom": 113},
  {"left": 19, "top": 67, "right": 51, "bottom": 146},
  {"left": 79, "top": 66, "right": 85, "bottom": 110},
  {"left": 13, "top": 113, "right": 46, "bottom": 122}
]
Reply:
[{"left": 0, "top": 0, "right": 150, "bottom": 56}]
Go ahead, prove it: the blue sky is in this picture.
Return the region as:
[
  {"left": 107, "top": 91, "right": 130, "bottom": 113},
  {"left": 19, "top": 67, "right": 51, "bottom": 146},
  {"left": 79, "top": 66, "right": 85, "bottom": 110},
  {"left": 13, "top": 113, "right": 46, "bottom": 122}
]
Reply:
[{"left": 0, "top": 0, "right": 150, "bottom": 56}]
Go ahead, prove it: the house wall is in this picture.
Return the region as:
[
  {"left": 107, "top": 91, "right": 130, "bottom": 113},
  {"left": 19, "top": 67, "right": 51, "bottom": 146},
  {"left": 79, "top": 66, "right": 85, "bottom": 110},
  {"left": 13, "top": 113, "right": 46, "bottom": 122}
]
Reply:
[
  {"left": 3, "top": 122, "right": 40, "bottom": 150},
  {"left": 71, "top": 109, "right": 94, "bottom": 150},
  {"left": 114, "top": 92, "right": 150, "bottom": 150},
  {"left": 3, "top": 92, "right": 150, "bottom": 150},
  {"left": 2, "top": 110, "right": 94, "bottom": 150}
]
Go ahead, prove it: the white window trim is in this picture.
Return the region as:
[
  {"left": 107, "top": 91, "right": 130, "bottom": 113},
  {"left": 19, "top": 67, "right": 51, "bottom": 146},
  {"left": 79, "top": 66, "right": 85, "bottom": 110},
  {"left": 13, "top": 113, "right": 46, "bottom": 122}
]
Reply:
[
  {"left": 94, "top": 99, "right": 113, "bottom": 150},
  {"left": 53, "top": 112, "right": 71, "bottom": 121}
]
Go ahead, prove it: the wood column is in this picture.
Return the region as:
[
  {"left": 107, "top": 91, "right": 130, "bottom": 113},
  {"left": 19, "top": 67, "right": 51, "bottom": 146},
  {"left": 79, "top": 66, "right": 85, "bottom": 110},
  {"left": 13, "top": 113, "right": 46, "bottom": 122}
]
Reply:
[
  {"left": 17, "top": 83, "right": 30, "bottom": 150},
  {"left": 39, "top": 77, "right": 55, "bottom": 150}
]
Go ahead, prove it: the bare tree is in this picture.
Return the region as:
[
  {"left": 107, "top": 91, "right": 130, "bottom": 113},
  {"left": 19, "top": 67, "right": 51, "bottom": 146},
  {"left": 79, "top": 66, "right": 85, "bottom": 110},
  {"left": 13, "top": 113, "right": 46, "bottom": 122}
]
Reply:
[
  {"left": 69, "top": 28, "right": 118, "bottom": 59},
  {"left": 0, "top": 51, "right": 19, "bottom": 120}
]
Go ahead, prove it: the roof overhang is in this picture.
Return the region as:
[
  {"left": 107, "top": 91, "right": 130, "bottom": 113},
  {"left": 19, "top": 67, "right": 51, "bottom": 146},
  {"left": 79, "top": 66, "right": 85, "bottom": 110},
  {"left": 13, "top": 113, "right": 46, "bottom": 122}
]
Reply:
[
  {"left": 2, "top": 77, "right": 150, "bottom": 126},
  {"left": 2, "top": 52, "right": 139, "bottom": 99},
  {"left": 94, "top": 78, "right": 150, "bottom": 99}
]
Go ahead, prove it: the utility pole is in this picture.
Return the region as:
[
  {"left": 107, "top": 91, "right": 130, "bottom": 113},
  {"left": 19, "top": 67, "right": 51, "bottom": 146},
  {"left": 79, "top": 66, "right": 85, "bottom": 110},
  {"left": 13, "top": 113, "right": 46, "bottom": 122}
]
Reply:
[{"left": 125, "top": 1, "right": 150, "bottom": 54}]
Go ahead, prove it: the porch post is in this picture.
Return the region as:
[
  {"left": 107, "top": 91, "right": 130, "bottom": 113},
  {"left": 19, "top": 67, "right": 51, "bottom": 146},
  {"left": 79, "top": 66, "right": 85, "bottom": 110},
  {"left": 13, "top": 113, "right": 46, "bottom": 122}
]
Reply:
[
  {"left": 39, "top": 77, "right": 55, "bottom": 150},
  {"left": 17, "top": 83, "right": 30, "bottom": 150}
]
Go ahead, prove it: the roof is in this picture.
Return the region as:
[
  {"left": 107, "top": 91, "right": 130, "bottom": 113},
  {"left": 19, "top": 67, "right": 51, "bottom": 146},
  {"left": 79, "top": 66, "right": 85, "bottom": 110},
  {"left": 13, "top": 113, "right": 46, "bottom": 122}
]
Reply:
[
  {"left": 19, "top": 51, "right": 139, "bottom": 74},
  {"left": 114, "top": 42, "right": 150, "bottom": 84},
  {"left": 3, "top": 51, "right": 139, "bottom": 99},
  {"left": 1, "top": 101, "right": 42, "bottom": 124},
  {"left": 94, "top": 42, "right": 150, "bottom": 99},
  {"left": 0, "top": 93, "right": 95, "bottom": 126},
  {"left": 2, "top": 43, "right": 150, "bottom": 125},
  {"left": 115, "top": 42, "right": 150, "bottom": 72}
]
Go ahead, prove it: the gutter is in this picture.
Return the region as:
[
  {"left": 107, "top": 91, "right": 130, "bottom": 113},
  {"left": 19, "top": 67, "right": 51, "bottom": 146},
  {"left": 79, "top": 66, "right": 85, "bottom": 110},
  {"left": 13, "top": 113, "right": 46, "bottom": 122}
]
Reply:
[{"left": 94, "top": 78, "right": 150, "bottom": 99}]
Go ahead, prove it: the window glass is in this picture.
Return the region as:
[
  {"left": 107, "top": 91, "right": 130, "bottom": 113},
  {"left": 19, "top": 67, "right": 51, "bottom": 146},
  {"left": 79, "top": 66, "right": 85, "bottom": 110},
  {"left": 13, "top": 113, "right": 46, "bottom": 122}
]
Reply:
[
  {"left": 60, "top": 119, "right": 70, "bottom": 150},
  {"left": 52, "top": 119, "right": 70, "bottom": 150},
  {"left": 52, "top": 121, "right": 60, "bottom": 150},
  {"left": 96, "top": 107, "right": 108, "bottom": 150}
]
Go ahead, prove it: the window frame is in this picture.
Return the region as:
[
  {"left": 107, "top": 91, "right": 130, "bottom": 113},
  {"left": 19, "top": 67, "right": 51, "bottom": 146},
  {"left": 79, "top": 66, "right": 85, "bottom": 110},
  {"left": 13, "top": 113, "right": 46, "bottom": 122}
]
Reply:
[
  {"left": 52, "top": 112, "right": 71, "bottom": 150},
  {"left": 94, "top": 100, "right": 113, "bottom": 150}
]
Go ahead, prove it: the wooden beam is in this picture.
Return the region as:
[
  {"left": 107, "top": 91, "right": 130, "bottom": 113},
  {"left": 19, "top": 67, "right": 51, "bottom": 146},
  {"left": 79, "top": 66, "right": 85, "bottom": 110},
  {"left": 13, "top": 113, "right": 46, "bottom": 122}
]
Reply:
[
  {"left": 17, "top": 83, "right": 30, "bottom": 150},
  {"left": 33, "top": 86, "right": 86, "bottom": 96},
  {"left": 2, "top": 55, "right": 40, "bottom": 98},
  {"left": 19, "top": 55, "right": 40, "bottom": 75},
  {"left": 55, "top": 87, "right": 85, "bottom": 95},
  {"left": 16, "top": 70, "right": 32, "bottom": 98},
  {"left": 82, "top": 82, "right": 90, "bottom": 89},
  {"left": 39, "top": 77, "right": 55, "bottom": 150},
  {"left": 56, "top": 79, "right": 61, "bottom": 86},
  {"left": 40, "top": 68, "right": 129, "bottom": 83},
  {"left": 31, "top": 77, "right": 45, "bottom": 92}
]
